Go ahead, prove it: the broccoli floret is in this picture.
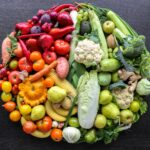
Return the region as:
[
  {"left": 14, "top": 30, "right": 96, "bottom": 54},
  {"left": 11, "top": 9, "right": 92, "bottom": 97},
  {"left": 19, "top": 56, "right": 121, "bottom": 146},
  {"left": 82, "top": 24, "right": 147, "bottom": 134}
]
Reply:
[{"left": 113, "top": 28, "right": 146, "bottom": 58}]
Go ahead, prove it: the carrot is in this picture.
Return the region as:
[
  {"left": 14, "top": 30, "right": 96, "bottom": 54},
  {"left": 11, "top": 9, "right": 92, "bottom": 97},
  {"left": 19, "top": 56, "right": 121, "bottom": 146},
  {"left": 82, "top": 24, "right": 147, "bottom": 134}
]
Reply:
[{"left": 29, "top": 61, "right": 58, "bottom": 82}]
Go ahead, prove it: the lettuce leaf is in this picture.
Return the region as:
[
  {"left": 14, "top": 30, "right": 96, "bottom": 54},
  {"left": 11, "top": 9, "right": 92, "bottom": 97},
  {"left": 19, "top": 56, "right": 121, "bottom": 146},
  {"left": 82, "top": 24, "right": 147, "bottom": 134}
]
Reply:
[{"left": 77, "top": 70, "right": 100, "bottom": 129}]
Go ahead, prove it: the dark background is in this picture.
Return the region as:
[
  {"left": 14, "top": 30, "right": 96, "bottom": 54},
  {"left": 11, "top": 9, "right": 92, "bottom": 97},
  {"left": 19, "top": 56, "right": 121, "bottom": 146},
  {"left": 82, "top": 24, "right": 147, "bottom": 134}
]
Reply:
[{"left": 0, "top": 0, "right": 150, "bottom": 150}]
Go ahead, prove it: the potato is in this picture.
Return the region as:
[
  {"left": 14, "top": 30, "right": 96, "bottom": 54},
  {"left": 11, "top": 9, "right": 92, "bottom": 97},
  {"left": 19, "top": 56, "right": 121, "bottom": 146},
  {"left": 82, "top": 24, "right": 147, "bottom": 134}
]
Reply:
[
  {"left": 107, "top": 34, "right": 116, "bottom": 49},
  {"left": 56, "top": 57, "right": 69, "bottom": 79},
  {"left": 61, "top": 97, "right": 72, "bottom": 110}
]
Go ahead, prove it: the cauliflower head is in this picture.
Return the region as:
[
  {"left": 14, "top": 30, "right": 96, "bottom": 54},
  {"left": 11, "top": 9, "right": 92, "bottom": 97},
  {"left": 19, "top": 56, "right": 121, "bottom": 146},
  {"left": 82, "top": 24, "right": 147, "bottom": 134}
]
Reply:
[
  {"left": 112, "top": 86, "right": 134, "bottom": 109},
  {"left": 74, "top": 39, "right": 103, "bottom": 67}
]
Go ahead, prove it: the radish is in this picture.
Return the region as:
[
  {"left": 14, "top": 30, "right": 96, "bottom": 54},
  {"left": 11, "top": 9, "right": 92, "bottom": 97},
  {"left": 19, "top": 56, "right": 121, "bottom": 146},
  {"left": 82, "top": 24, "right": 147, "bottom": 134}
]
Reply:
[
  {"left": 38, "top": 34, "right": 54, "bottom": 51},
  {"left": 57, "top": 11, "right": 73, "bottom": 27}
]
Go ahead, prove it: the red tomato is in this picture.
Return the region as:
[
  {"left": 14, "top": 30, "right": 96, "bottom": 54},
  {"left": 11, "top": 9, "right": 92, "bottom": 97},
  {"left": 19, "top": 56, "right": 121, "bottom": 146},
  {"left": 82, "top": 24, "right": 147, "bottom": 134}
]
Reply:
[
  {"left": 33, "top": 59, "right": 45, "bottom": 71},
  {"left": 23, "top": 121, "right": 37, "bottom": 134},
  {"left": 18, "top": 57, "right": 33, "bottom": 72},
  {"left": 36, "top": 116, "right": 52, "bottom": 132},
  {"left": 51, "top": 128, "right": 63, "bottom": 142},
  {"left": 0, "top": 80, "right": 4, "bottom": 91},
  {"left": 54, "top": 40, "right": 70, "bottom": 55}
]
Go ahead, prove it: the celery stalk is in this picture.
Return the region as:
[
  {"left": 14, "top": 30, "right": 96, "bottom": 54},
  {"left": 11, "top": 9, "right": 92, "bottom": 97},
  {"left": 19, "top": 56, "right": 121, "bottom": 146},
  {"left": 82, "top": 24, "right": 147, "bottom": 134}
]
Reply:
[
  {"left": 89, "top": 10, "right": 108, "bottom": 59},
  {"left": 107, "top": 11, "right": 130, "bottom": 35}
]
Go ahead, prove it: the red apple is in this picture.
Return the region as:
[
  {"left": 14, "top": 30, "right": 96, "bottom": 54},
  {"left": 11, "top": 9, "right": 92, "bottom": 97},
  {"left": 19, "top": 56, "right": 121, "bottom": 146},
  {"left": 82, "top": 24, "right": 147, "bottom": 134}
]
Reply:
[
  {"left": 42, "top": 51, "right": 57, "bottom": 64},
  {"left": 8, "top": 71, "right": 21, "bottom": 85},
  {"left": 36, "top": 116, "right": 52, "bottom": 132},
  {"left": 14, "top": 43, "right": 24, "bottom": 58}
]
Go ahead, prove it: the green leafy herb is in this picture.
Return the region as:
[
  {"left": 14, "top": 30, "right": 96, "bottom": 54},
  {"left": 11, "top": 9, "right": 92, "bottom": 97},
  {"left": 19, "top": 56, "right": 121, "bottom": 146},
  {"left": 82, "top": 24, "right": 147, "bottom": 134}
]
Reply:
[
  {"left": 16, "top": 30, "right": 21, "bottom": 37},
  {"left": 133, "top": 113, "right": 140, "bottom": 123},
  {"left": 84, "top": 31, "right": 99, "bottom": 43},
  {"left": 7, "top": 35, "right": 17, "bottom": 58},
  {"left": 139, "top": 100, "right": 148, "bottom": 115},
  {"left": 109, "top": 80, "right": 127, "bottom": 90}
]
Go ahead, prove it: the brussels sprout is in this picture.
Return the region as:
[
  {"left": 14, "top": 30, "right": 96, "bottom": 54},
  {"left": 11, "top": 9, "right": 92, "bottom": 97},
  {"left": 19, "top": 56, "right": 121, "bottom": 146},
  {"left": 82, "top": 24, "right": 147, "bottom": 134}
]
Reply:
[
  {"left": 98, "top": 72, "right": 111, "bottom": 86},
  {"left": 100, "top": 58, "right": 121, "bottom": 72}
]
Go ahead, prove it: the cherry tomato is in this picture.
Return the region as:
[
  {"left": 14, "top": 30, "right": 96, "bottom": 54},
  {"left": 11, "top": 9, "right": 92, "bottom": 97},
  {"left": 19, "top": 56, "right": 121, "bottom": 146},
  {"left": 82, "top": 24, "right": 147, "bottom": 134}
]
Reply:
[
  {"left": 51, "top": 128, "right": 63, "bottom": 142},
  {"left": 12, "top": 85, "right": 19, "bottom": 95},
  {"left": 18, "top": 57, "right": 33, "bottom": 72},
  {"left": 23, "top": 121, "right": 37, "bottom": 134},
  {"left": 1, "top": 92, "right": 12, "bottom": 102},
  {"left": 9, "top": 110, "right": 21, "bottom": 122},
  {"left": 44, "top": 77, "right": 54, "bottom": 88},
  {"left": 50, "top": 46, "right": 55, "bottom": 51},
  {"left": 0, "top": 80, "right": 4, "bottom": 91},
  {"left": 2, "top": 101, "right": 16, "bottom": 112},
  {"left": 30, "top": 51, "right": 42, "bottom": 62},
  {"left": 2, "top": 81, "right": 12, "bottom": 93},
  {"left": 33, "top": 59, "right": 45, "bottom": 71},
  {"left": 36, "top": 116, "right": 52, "bottom": 132},
  {"left": 54, "top": 40, "right": 70, "bottom": 55}
]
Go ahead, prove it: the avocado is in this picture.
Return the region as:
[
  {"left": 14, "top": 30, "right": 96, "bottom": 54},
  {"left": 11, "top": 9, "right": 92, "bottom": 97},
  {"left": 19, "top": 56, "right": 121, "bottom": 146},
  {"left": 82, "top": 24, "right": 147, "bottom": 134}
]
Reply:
[{"left": 80, "top": 21, "right": 91, "bottom": 35}]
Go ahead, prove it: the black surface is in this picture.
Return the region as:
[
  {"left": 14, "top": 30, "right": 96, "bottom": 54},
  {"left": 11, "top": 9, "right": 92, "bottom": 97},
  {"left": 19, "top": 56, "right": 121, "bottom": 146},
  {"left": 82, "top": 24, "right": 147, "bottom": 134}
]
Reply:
[{"left": 0, "top": 0, "right": 150, "bottom": 150}]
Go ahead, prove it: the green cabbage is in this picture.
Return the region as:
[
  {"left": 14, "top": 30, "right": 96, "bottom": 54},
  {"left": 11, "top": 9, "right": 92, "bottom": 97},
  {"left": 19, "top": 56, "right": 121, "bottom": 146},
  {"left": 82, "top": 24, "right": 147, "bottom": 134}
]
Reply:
[
  {"left": 77, "top": 70, "right": 100, "bottom": 129},
  {"left": 136, "top": 78, "right": 150, "bottom": 95}
]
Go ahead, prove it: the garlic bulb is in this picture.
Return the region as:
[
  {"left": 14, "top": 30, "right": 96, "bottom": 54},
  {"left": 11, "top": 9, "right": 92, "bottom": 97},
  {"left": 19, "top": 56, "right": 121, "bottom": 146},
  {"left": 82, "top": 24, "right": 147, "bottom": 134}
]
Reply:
[{"left": 63, "top": 127, "right": 81, "bottom": 143}]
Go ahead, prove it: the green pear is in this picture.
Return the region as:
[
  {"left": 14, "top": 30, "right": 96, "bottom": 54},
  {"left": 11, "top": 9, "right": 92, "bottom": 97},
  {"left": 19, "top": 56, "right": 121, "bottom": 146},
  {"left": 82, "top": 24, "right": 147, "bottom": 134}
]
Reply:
[
  {"left": 102, "top": 103, "right": 120, "bottom": 119},
  {"left": 48, "top": 86, "right": 67, "bottom": 103},
  {"left": 31, "top": 105, "right": 45, "bottom": 121},
  {"left": 120, "top": 109, "right": 134, "bottom": 124}
]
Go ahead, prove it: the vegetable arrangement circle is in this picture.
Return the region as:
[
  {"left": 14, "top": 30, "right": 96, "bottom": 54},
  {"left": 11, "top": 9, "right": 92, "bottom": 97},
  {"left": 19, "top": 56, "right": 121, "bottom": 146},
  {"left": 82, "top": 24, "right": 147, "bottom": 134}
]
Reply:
[{"left": 1, "top": 3, "right": 149, "bottom": 144}]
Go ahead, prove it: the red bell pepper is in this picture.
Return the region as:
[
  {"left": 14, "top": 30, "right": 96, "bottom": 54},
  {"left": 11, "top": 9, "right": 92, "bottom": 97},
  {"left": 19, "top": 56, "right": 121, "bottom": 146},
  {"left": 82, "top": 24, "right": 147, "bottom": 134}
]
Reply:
[{"left": 16, "top": 22, "right": 32, "bottom": 35}]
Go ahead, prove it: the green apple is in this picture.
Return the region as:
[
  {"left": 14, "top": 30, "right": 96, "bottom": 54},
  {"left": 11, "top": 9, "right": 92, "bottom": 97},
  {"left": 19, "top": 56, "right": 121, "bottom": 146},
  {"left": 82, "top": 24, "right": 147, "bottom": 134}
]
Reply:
[
  {"left": 103, "top": 21, "right": 115, "bottom": 34},
  {"left": 120, "top": 109, "right": 134, "bottom": 124},
  {"left": 31, "top": 105, "right": 45, "bottom": 121},
  {"left": 129, "top": 101, "right": 140, "bottom": 112},
  {"left": 102, "top": 103, "right": 120, "bottom": 119},
  {"left": 99, "top": 90, "right": 113, "bottom": 105},
  {"left": 94, "top": 114, "right": 107, "bottom": 129},
  {"left": 9, "top": 60, "right": 18, "bottom": 70}
]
